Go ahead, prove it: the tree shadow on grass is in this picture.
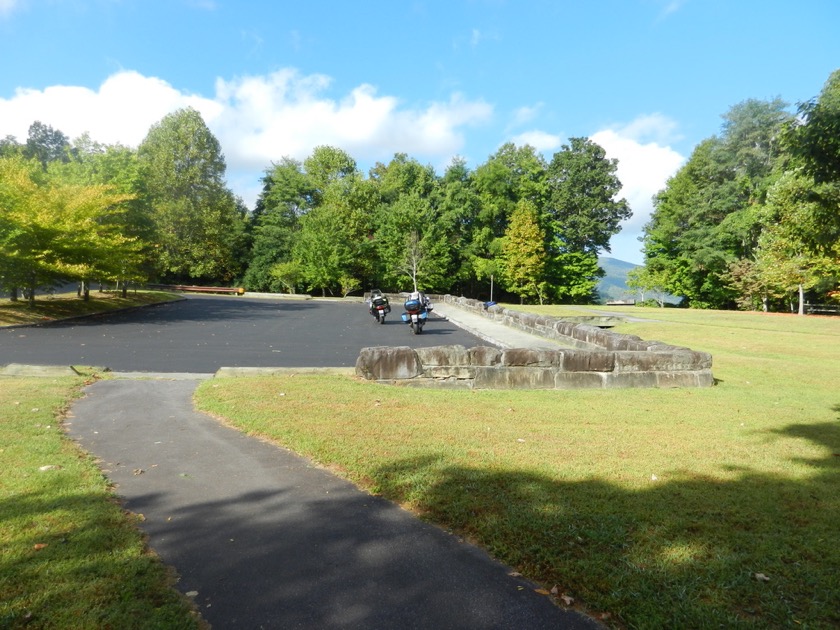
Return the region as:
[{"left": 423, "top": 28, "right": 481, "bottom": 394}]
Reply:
[{"left": 371, "top": 417, "right": 840, "bottom": 629}]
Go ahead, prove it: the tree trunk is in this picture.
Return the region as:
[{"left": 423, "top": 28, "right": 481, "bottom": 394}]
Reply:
[{"left": 798, "top": 284, "right": 805, "bottom": 315}]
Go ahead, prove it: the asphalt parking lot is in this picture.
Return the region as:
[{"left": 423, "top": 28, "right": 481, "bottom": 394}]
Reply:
[{"left": 0, "top": 295, "right": 487, "bottom": 373}]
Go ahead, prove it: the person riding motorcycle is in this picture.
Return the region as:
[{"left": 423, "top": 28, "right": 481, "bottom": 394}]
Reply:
[
  {"left": 367, "top": 289, "right": 391, "bottom": 323},
  {"left": 402, "top": 290, "right": 432, "bottom": 333}
]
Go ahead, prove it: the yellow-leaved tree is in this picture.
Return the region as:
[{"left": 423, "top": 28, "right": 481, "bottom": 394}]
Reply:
[{"left": 0, "top": 155, "right": 144, "bottom": 302}]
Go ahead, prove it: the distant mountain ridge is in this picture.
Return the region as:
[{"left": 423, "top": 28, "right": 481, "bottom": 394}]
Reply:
[{"left": 597, "top": 256, "right": 639, "bottom": 303}]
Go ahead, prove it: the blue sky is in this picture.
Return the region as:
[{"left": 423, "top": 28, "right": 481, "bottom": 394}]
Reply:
[{"left": 1, "top": 0, "right": 838, "bottom": 264}]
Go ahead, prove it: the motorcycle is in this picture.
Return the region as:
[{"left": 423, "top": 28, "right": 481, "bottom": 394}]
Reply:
[
  {"left": 401, "top": 294, "right": 431, "bottom": 334},
  {"left": 368, "top": 292, "right": 391, "bottom": 324}
]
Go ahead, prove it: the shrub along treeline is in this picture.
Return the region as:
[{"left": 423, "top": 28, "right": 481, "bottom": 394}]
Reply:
[{"left": 2, "top": 68, "right": 838, "bottom": 309}]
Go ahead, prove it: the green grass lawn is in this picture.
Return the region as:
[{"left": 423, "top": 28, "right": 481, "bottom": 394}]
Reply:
[
  {"left": 0, "top": 371, "right": 201, "bottom": 629},
  {"left": 194, "top": 307, "right": 840, "bottom": 628},
  {"left": 0, "top": 290, "right": 180, "bottom": 328}
]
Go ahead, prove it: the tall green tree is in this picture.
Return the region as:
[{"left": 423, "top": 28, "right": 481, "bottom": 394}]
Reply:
[
  {"left": 437, "top": 157, "right": 483, "bottom": 293},
  {"left": 541, "top": 138, "right": 627, "bottom": 302},
  {"left": 138, "top": 107, "right": 246, "bottom": 282},
  {"left": 643, "top": 98, "right": 797, "bottom": 308},
  {"left": 24, "top": 121, "right": 71, "bottom": 169},
  {"left": 243, "top": 158, "right": 313, "bottom": 291},
  {"left": 785, "top": 69, "right": 840, "bottom": 184},
  {"left": 369, "top": 153, "right": 438, "bottom": 203},
  {"left": 304, "top": 145, "right": 359, "bottom": 205},
  {"left": 472, "top": 143, "right": 547, "bottom": 250},
  {"left": 469, "top": 144, "right": 547, "bottom": 299},
  {"left": 544, "top": 137, "right": 631, "bottom": 256},
  {"left": 500, "top": 199, "right": 547, "bottom": 303},
  {"left": 374, "top": 191, "right": 451, "bottom": 292},
  {"left": 753, "top": 170, "right": 839, "bottom": 313},
  {"left": 290, "top": 161, "right": 377, "bottom": 296},
  {"left": 51, "top": 135, "right": 156, "bottom": 287},
  {"left": 783, "top": 68, "right": 840, "bottom": 256}
]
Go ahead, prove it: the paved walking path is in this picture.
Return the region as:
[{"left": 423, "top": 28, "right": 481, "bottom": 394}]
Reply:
[
  {"left": 63, "top": 303, "right": 602, "bottom": 629},
  {"left": 428, "top": 303, "right": 572, "bottom": 349}
]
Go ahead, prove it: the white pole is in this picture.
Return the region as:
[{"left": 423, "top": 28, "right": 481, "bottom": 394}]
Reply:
[{"left": 490, "top": 274, "right": 494, "bottom": 302}]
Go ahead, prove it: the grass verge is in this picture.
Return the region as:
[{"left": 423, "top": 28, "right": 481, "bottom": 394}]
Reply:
[
  {"left": 0, "top": 371, "right": 201, "bottom": 629},
  {"left": 0, "top": 291, "right": 181, "bottom": 328},
  {"left": 194, "top": 308, "right": 840, "bottom": 628}
]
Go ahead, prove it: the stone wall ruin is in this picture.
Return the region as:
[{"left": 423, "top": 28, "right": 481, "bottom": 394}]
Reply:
[{"left": 354, "top": 297, "right": 713, "bottom": 389}]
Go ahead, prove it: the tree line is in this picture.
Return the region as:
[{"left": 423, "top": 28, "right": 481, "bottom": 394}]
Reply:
[
  {"left": 3, "top": 68, "right": 838, "bottom": 311},
  {"left": 1, "top": 109, "right": 630, "bottom": 303},
  {"left": 629, "top": 69, "right": 840, "bottom": 313}
]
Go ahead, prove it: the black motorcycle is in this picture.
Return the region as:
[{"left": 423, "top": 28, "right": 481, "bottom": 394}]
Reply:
[{"left": 369, "top": 292, "right": 391, "bottom": 324}]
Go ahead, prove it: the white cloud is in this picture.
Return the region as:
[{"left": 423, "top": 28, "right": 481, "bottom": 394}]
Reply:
[
  {"left": 0, "top": 68, "right": 493, "bottom": 208},
  {"left": 509, "top": 130, "right": 562, "bottom": 153},
  {"left": 591, "top": 114, "right": 685, "bottom": 263},
  {"left": 0, "top": 71, "right": 219, "bottom": 147},
  {"left": 213, "top": 70, "right": 492, "bottom": 171}
]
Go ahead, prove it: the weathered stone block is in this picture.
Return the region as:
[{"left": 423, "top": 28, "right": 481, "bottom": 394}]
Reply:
[
  {"left": 473, "top": 366, "right": 556, "bottom": 389},
  {"left": 656, "top": 370, "right": 714, "bottom": 388},
  {"left": 469, "top": 346, "right": 502, "bottom": 366},
  {"left": 355, "top": 346, "right": 421, "bottom": 380},
  {"left": 603, "top": 333, "right": 644, "bottom": 351},
  {"left": 562, "top": 350, "right": 616, "bottom": 372},
  {"left": 501, "top": 348, "right": 563, "bottom": 367},
  {"left": 604, "top": 371, "right": 660, "bottom": 388},
  {"left": 614, "top": 351, "right": 712, "bottom": 373},
  {"left": 553, "top": 321, "right": 576, "bottom": 337},
  {"left": 553, "top": 371, "right": 606, "bottom": 389},
  {"left": 423, "top": 366, "right": 476, "bottom": 380},
  {"left": 416, "top": 345, "right": 469, "bottom": 367}
]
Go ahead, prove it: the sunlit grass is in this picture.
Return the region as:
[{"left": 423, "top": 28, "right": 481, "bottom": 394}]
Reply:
[
  {"left": 196, "top": 309, "right": 840, "bottom": 628},
  {"left": 0, "top": 372, "right": 201, "bottom": 629},
  {"left": 0, "top": 290, "right": 181, "bottom": 327}
]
